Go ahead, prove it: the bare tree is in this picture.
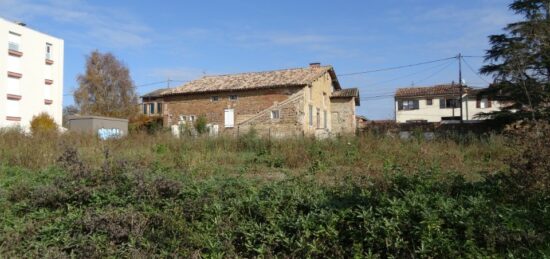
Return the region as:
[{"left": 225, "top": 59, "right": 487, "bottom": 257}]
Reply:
[
  {"left": 74, "top": 50, "right": 139, "bottom": 118},
  {"left": 62, "top": 105, "right": 80, "bottom": 127}
]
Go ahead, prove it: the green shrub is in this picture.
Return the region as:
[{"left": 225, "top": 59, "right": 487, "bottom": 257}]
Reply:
[
  {"left": 129, "top": 115, "right": 163, "bottom": 134},
  {"left": 1, "top": 130, "right": 543, "bottom": 257},
  {"left": 194, "top": 115, "right": 208, "bottom": 134}
]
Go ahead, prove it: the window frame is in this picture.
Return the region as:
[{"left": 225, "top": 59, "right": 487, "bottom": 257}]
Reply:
[
  {"left": 211, "top": 96, "right": 219, "bottom": 102},
  {"left": 149, "top": 103, "right": 155, "bottom": 114},
  {"left": 224, "top": 108, "right": 234, "bottom": 128},
  {"left": 271, "top": 110, "right": 280, "bottom": 120},
  {"left": 308, "top": 105, "right": 313, "bottom": 126},
  {"left": 316, "top": 108, "right": 321, "bottom": 128},
  {"left": 45, "top": 43, "right": 52, "bottom": 60},
  {"left": 398, "top": 100, "right": 419, "bottom": 110},
  {"left": 323, "top": 110, "right": 327, "bottom": 129},
  {"left": 8, "top": 31, "right": 21, "bottom": 52},
  {"left": 157, "top": 102, "right": 162, "bottom": 114},
  {"left": 229, "top": 95, "right": 238, "bottom": 101},
  {"left": 444, "top": 98, "right": 460, "bottom": 109},
  {"left": 426, "top": 99, "right": 433, "bottom": 106}
]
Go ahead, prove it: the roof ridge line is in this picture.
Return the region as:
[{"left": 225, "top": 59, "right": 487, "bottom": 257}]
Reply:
[{"left": 202, "top": 65, "right": 333, "bottom": 78}]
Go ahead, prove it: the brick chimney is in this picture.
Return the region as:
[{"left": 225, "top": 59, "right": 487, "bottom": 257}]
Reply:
[{"left": 309, "top": 62, "right": 321, "bottom": 68}]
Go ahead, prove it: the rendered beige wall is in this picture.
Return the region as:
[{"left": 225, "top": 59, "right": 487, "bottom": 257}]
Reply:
[
  {"left": 395, "top": 97, "right": 505, "bottom": 123},
  {"left": 0, "top": 18, "right": 64, "bottom": 129},
  {"left": 303, "top": 71, "right": 334, "bottom": 136}
]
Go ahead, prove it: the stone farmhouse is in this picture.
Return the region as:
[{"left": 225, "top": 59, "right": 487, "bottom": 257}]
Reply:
[
  {"left": 141, "top": 63, "right": 360, "bottom": 137},
  {"left": 394, "top": 84, "right": 505, "bottom": 123}
]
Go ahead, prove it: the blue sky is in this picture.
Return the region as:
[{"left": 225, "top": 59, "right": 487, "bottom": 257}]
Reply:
[{"left": 0, "top": 0, "right": 517, "bottom": 119}]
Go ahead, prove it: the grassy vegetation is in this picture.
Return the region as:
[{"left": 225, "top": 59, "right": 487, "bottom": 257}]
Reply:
[{"left": 0, "top": 127, "right": 548, "bottom": 257}]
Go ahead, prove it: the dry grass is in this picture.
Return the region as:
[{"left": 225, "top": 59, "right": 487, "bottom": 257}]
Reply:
[{"left": 0, "top": 128, "right": 511, "bottom": 183}]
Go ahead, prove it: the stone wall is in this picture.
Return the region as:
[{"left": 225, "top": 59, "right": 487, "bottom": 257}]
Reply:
[
  {"left": 330, "top": 97, "right": 356, "bottom": 135},
  {"left": 238, "top": 90, "right": 305, "bottom": 138},
  {"left": 162, "top": 87, "right": 302, "bottom": 135}
]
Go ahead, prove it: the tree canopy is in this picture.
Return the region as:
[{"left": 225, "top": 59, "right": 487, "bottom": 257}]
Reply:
[
  {"left": 74, "top": 51, "right": 139, "bottom": 118},
  {"left": 481, "top": 0, "right": 550, "bottom": 121}
]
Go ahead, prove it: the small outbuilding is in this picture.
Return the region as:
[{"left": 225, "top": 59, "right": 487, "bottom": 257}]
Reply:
[{"left": 67, "top": 115, "right": 128, "bottom": 139}]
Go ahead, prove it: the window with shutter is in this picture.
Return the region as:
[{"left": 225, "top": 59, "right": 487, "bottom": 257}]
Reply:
[
  {"left": 439, "top": 98, "right": 445, "bottom": 109},
  {"left": 398, "top": 101, "right": 403, "bottom": 111},
  {"left": 323, "top": 110, "right": 327, "bottom": 128},
  {"left": 224, "top": 109, "right": 234, "bottom": 128},
  {"left": 309, "top": 105, "right": 313, "bottom": 126},
  {"left": 476, "top": 96, "right": 481, "bottom": 108}
]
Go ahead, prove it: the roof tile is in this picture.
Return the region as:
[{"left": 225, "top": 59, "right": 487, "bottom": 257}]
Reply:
[
  {"left": 395, "top": 84, "right": 471, "bottom": 98},
  {"left": 162, "top": 66, "right": 335, "bottom": 96}
]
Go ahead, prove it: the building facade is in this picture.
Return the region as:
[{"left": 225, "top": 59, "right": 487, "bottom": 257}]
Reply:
[
  {"left": 395, "top": 84, "right": 504, "bottom": 123},
  {"left": 1, "top": 18, "right": 64, "bottom": 129},
  {"left": 142, "top": 64, "right": 359, "bottom": 137}
]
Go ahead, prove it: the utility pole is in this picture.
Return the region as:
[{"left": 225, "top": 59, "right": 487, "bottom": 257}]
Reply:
[
  {"left": 167, "top": 77, "right": 172, "bottom": 88},
  {"left": 458, "top": 53, "right": 464, "bottom": 124}
]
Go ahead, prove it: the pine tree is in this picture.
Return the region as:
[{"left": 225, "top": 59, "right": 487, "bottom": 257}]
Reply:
[
  {"left": 481, "top": 0, "right": 550, "bottom": 121},
  {"left": 74, "top": 50, "right": 139, "bottom": 118}
]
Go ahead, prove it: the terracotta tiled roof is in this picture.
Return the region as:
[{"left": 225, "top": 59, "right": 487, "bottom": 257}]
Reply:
[
  {"left": 162, "top": 66, "right": 338, "bottom": 96},
  {"left": 331, "top": 88, "right": 360, "bottom": 105},
  {"left": 331, "top": 88, "right": 359, "bottom": 98},
  {"left": 141, "top": 88, "right": 171, "bottom": 98},
  {"left": 395, "top": 84, "right": 474, "bottom": 98}
]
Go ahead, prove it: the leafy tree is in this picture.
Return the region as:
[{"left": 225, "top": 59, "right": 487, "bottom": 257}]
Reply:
[
  {"left": 75, "top": 50, "right": 139, "bottom": 118},
  {"left": 480, "top": 0, "right": 550, "bottom": 121}
]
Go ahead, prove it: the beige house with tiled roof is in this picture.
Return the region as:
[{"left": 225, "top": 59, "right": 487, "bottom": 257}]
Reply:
[
  {"left": 395, "top": 83, "right": 504, "bottom": 123},
  {"left": 142, "top": 63, "right": 359, "bottom": 137}
]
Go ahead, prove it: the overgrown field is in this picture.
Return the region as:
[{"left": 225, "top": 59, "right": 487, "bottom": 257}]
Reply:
[{"left": 0, "top": 127, "right": 548, "bottom": 257}]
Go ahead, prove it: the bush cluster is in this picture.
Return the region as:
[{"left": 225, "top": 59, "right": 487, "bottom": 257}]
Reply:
[
  {"left": 0, "top": 122, "right": 548, "bottom": 257},
  {"left": 30, "top": 112, "right": 58, "bottom": 135},
  {"left": 0, "top": 145, "right": 548, "bottom": 257}
]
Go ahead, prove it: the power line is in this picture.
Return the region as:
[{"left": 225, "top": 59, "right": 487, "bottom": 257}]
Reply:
[
  {"left": 361, "top": 60, "right": 455, "bottom": 89},
  {"left": 462, "top": 55, "right": 485, "bottom": 58},
  {"left": 62, "top": 79, "right": 190, "bottom": 97},
  {"left": 461, "top": 57, "right": 492, "bottom": 85},
  {"left": 136, "top": 79, "right": 188, "bottom": 89},
  {"left": 337, "top": 56, "right": 456, "bottom": 77},
  {"left": 414, "top": 60, "right": 455, "bottom": 85}
]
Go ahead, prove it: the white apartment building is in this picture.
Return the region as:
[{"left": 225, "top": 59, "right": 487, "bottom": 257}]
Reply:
[
  {"left": 1, "top": 18, "right": 64, "bottom": 129},
  {"left": 395, "top": 84, "right": 505, "bottom": 123}
]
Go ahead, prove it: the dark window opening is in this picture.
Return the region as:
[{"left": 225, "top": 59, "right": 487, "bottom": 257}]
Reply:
[{"left": 398, "top": 100, "right": 419, "bottom": 110}]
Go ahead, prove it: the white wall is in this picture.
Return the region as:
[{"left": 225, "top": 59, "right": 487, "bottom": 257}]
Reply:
[
  {"left": 0, "top": 18, "right": 64, "bottom": 129},
  {"left": 395, "top": 96, "right": 504, "bottom": 123}
]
